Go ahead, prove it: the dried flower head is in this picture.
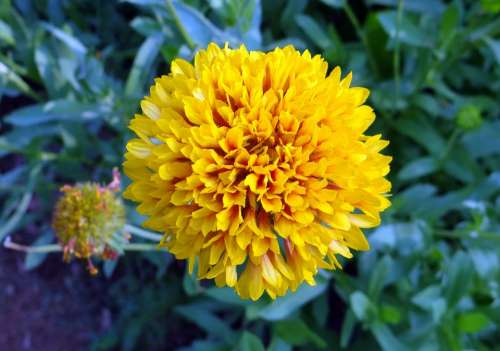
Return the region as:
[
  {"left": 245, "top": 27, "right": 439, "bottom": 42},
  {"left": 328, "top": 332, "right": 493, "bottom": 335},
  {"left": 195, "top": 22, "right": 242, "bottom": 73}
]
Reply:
[
  {"left": 124, "top": 44, "right": 392, "bottom": 299},
  {"left": 52, "top": 169, "right": 126, "bottom": 274}
]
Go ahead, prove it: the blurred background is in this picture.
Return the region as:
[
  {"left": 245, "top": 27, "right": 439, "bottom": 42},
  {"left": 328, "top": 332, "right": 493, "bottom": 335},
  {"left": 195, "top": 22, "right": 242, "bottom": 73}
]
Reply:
[{"left": 1, "top": 0, "right": 499, "bottom": 350}]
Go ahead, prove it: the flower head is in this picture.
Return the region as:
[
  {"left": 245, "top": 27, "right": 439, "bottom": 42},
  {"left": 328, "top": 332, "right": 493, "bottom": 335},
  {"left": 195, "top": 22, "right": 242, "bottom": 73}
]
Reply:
[
  {"left": 124, "top": 44, "right": 391, "bottom": 300},
  {"left": 52, "top": 169, "right": 126, "bottom": 274}
]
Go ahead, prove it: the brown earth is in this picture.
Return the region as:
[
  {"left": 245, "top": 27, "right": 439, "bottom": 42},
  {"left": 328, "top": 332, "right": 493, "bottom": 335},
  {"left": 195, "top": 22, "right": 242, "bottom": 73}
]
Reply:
[{"left": 0, "top": 244, "right": 111, "bottom": 351}]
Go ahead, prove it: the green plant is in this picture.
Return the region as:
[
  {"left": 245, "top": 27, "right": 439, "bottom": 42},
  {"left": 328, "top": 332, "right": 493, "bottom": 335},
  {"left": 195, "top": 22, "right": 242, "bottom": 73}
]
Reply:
[{"left": 1, "top": 0, "right": 499, "bottom": 350}]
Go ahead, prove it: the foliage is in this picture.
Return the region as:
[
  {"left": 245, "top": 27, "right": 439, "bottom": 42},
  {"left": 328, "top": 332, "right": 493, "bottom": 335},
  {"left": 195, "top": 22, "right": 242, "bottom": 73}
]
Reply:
[{"left": 1, "top": 0, "right": 499, "bottom": 350}]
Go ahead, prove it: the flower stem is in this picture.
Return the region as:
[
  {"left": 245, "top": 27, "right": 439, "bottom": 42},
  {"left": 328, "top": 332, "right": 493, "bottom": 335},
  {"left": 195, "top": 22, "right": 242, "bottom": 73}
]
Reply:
[
  {"left": 342, "top": 0, "right": 378, "bottom": 76},
  {"left": 3, "top": 237, "right": 62, "bottom": 253},
  {"left": 122, "top": 243, "right": 167, "bottom": 252},
  {"left": 393, "top": 0, "right": 404, "bottom": 112},
  {"left": 165, "top": 0, "right": 196, "bottom": 50},
  {"left": 4, "top": 238, "right": 167, "bottom": 254},
  {"left": 124, "top": 224, "right": 163, "bottom": 242},
  {"left": 438, "top": 127, "right": 461, "bottom": 167}
]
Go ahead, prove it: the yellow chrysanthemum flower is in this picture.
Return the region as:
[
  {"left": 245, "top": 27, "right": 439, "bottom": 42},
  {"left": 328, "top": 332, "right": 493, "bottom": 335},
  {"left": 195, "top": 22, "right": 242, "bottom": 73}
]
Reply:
[{"left": 124, "top": 43, "right": 391, "bottom": 300}]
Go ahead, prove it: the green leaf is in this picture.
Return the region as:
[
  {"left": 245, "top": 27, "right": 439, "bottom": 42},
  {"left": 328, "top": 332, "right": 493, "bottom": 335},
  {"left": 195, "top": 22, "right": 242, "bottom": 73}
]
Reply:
[
  {"left": 0, "top": 166, "right": 26, "bottom": 189},
  {"left": 239, "top": 0, "right": 262, "bottom": 49},
  {"left": 484, "top": 37, "right": 500, "bottom": 64},
  {"left": 121, "top": 0, "right": 164, "bottom": 6},
  {"left": 0, "top": 61, "right": 38, "bottom": 99},
  {"left": 34, "top": 43, "right": 64, "bottom": 97},
  {"left": 370, "top": 221, "right": 425, "bottom": 254},
  {"left": 275, "top": 318, "right": 326, "bottom": 348},
  {"left": 457, "top": 312, "right": 492, "bottom": 333},
  {"left": 125, "top": 33, "right": 164, "bottom": 97},
  {"left": 444, "top": 251, "right": 474, "bottom": 307},
  {"left": 179, "top": 339, "right": 225, "bottom": 351},
  {"left": 471, "top": 172, "right": 500, "bottom": 200},
  {"left": 370, "top": 322, "right": 410, "bottom": 351},
  {"left": 398, "top": 157, "right": 438, "bottom": 181},
  {"left": 4, "top": 100, "right": 105, "bottom": 126},
  {"left": 0, "top": 19, "right": 14, "bottom": 45},
  {"left": 103, "top": 259, "right": 119, "bottom": 278},
  {"left": 378, "top": 11, "right": 433, "bottom": 48},
  {"left": 340, "top": 310, "right": 356, "bottom": 348},
  {"left": 312, "top": 292, "right": 329, "bottom": 327},
  {"left": 268, "top": 337, "right": 292, "bottom": 351},
  {"left": 439, "top": 3, "right": 459, "bottom": 44},
  {"left": 319, "top": 0, "right": 342, "bottom": 8},
  {"left": 171, "top": 1, "right": 236, "bottom": 48},
  {"left": 256, "top": 280, "right": 328, "bottom": 321},
  {"left": 368, "top": 0, "right": 445, "bottom": 15},
  {"left": 462, "top": 121, "right": 500, "bottom": 158},
  {"left": 397, "top": 184, "right": 436, "bottom": 215},
  {"left": 175, "top": 304, "right": 236, "bottom": 344},
  {"left": 130, "top": 16, "right": 162, "bottom": 37},
  {"left": 417, "top": 188, "right": 469, "bottom": 221},
  {"left": 239, "top": 331, "right": 265, "bottom": 351},
  {"left": 367, "top": 255, "right": 391, "bottom": 300},
  {"left": 0, "top": 0, "right": 10, "bottom": 18},
  {"left": 0, "top": 125, "right": 60, "bottom": 155},
  {"left": 411, "top": 285, "right": 442, "bottom": 309},
  {"left": 394, "top": 115, "right": 446, "bottom": 155},
  {"left": 380, "top": 304, "right": 401, "bottom": 324},
  {"left": 467, "top": 17, "right": 500, "bottom": 41},
  {"left": 183, "top": 267, "right": 201, "bottom": 296},
  {"left": 205, "top": 287, "right": 252, "bottom": 306},
  {"left": 443, "top": 147, "right": 483, "bottom": 184},
  {"left": 350, "top": 291, "right": 378, "bottom": 323},
  {"left": 281, "top": 0, "right": 308, "bottom": 30},
  {"left": 364, "top": 13, "right": 392, "bottom": 77},
  {"left": 41, "top": 22, "right": 87, "bottom": 56},
  {"left": 295, "top": 15, "right": 331, "bottom": 49},
  {"left": 411, "top": 285, "right": 447, "bottom": 323},
  {"left": 0, "top": 165, "right": 40, "bottom": 241}
]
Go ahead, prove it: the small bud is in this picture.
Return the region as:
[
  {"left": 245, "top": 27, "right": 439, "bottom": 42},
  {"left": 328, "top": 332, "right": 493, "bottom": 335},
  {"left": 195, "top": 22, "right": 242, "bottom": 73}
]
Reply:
[
  {"left": 481, "top": 0, "right": 500, "bottom": 14},
  {"left": 456, "top": 104, "right": 483, "bottom": 131}
]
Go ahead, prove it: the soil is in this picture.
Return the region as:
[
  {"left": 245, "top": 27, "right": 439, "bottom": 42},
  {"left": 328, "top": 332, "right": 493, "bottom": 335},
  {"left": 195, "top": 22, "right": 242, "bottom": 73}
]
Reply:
[{"left": 0, "top": 243, "right": 110, "bottom": 351}]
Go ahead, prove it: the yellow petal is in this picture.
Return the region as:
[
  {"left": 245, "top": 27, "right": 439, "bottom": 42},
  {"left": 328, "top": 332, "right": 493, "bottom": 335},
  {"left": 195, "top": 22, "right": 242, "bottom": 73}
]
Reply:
[
  {"left": 330, "top": 212, "right": 351, "bottom": 231},
  {"left": 126, "top": 139, "right": 151, "bottom": 159},
  {"left": 293, "top": 210, "right": 315, "bottom": 225},
  {"left": 348, "top": 213, "right": 380, "bottom": 228},
  {"left": 329, "top": 240, "right": 352, "bottom": 258},
  {"left": 285, "top": 193, "right": 304, "bottom": 208},
  {"left": 209, "top": 240, "right": 225, "bottom": 265},
  {"left": 159, "top": 162, "right": 191, "bottom": 180},
  {"left": 261, "top": 254, "right": 281, "bottom": 287},
  {"left": 141, "top": 100, "right": 160, "bottom": 120},
  {"left": 272, "top": 253, "right": 295, "bottom": 280},
  {"left": 170, "top": 190, "right": 191, "bottom": 205},
  {"left": 225, "top": 127, "right": 243, "bottom": 151},
  {"left": 261, "top": 195, "right": 282, "bottom": 212},
  {"left": 344, "top": 226, "right": 370, "bottom": 251},
  {"left": 248, "top": 264, "right": 264, "bottom": 301},
  {"left": 251, "top": 237, "right": 269, "bottom": 257},
  {"left": 236, "top": 228, "right": 253, "bottom": 249},
  {"left": 226, "top": 265, "right": 237, "bottom": 287}
]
